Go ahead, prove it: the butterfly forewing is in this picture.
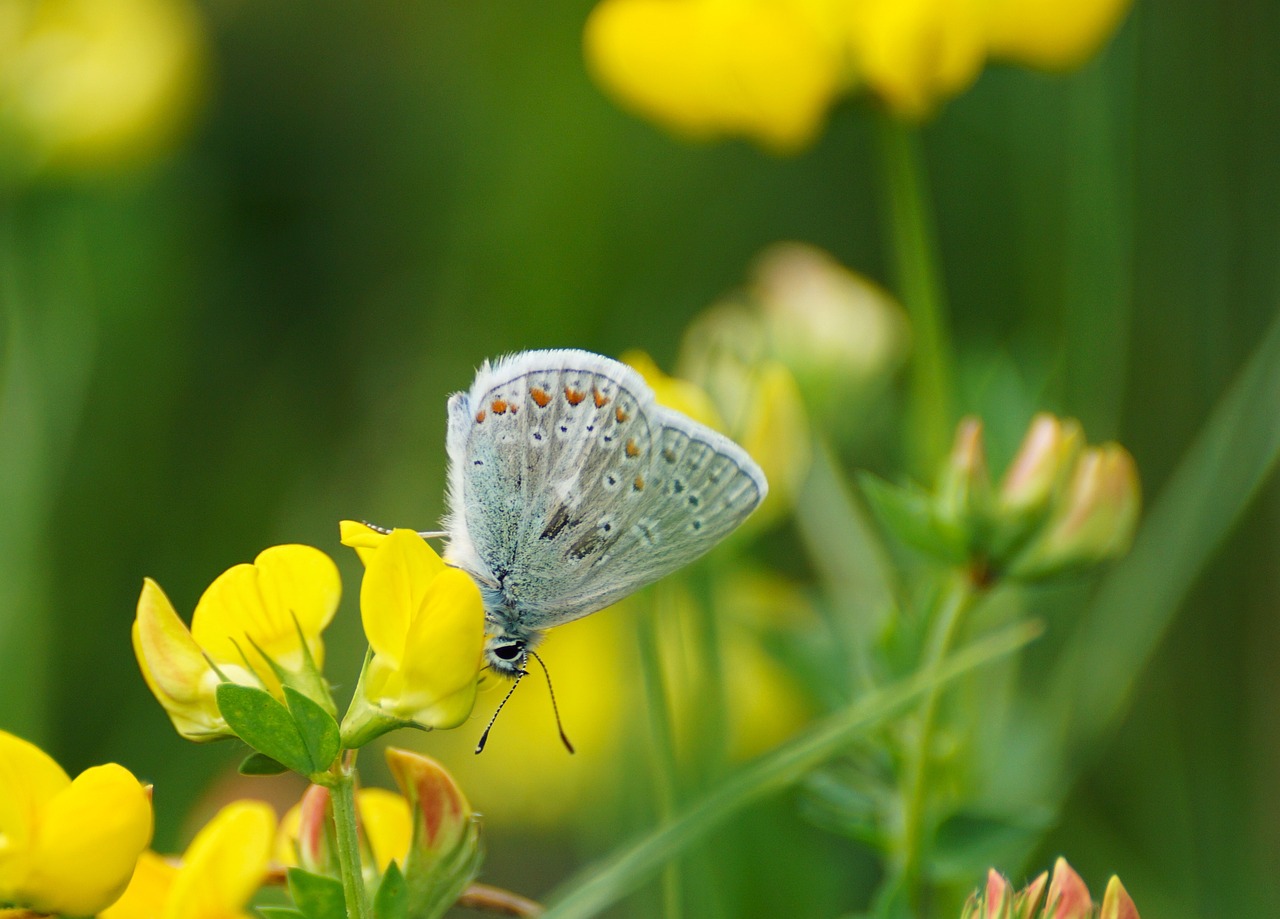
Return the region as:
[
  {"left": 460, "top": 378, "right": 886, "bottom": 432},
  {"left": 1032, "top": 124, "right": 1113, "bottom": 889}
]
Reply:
[{"left": 444, "top": 349, "right": 766, "bottom": 632}]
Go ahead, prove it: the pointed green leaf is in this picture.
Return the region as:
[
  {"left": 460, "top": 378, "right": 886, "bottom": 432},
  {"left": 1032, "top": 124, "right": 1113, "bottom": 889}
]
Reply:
[
  {"left": 374, "top": 862, "right": 409, "bottom": 919},
  {"left": 285, "top": 687, "right": 341, "bottom": 773},
  {"left": 287, "top": 867, "right": 348, "bottom": 919},
  {"left": 216, "top": 683, "right": 314, "bottom": 776},
  {"left": 239, "top": 752, "right": 289, "bottom": 776}
]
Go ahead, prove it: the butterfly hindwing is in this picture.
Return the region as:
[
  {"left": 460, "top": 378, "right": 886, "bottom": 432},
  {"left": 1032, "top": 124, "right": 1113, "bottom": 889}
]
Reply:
[{"left": 444, "top": 349, "right": 766, "bottom": 632}]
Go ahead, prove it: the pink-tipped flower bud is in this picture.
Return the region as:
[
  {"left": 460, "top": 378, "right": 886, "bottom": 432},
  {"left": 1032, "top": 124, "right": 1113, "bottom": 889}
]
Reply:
[{"left": 1099, "top": 876, "right": 1141, "bottom": 919}]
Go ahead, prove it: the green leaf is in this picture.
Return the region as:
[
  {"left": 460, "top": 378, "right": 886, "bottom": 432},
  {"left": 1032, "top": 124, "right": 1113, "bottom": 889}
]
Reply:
[
  {"left": 285, "top": 687, "right": 341, "bottom": 773},
  {"left": 1053, "top": 308, "right": 1280, "bottom": 749},
  {"left": 239, "top": 752, "right": 289, "bottom": 776},
  {"left": 540, "top": 622, "right": 1040, "bottom": 919},
  {"left": 287, "top": 867, "right": 348, "bottom": 919},
  {"left": 374, "top": 862, "right": 409, "bottom": 919},
  {"left": 216, "top": 683, "right": 314, "bottom": 776}
]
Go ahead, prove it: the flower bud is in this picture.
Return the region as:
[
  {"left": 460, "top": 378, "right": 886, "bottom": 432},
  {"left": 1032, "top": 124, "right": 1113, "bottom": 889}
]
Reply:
[
  {"left": 1006, "top": 444, "right": 1141, "bottom": 580},
  {"left": 385, "top": 747, "right": 482, "bottom": 916},
  {"left": 1044, "top": 857, "right": 1093, "bottom": 919},
  {"left": 1099, "top": 877, "right": 1140, "bottom": 919},
  {"left": 277, "top": 784, "right": 335, "bottom": 876},
  {"left": 936, "top": 416, "right": 992, "bottom": 536},
  {"left": 998, "top": 414, "right": 1084, "bottom": 518}
]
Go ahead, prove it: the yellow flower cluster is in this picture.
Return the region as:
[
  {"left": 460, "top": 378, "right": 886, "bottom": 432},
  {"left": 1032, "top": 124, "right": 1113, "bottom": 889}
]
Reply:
[{"left": 585, "top": 0, "right": 1133, "bottom": 147}]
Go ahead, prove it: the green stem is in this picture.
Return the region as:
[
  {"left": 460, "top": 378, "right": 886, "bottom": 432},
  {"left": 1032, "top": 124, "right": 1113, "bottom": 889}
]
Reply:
[
  {"left": 541, "top": 621, "right": 1039, "bottom": 919},
  {"left": 330, "top": 754, "right": 373, "bottom": 919},
  {"left": 874, "top": 115, "right": 954, "bottom": 476},
  {"left": 636, "top": 592, "right": 683, "bottom": 919},
  {"left": 895, "top": 574, "right": 981, "bottom": 910}
]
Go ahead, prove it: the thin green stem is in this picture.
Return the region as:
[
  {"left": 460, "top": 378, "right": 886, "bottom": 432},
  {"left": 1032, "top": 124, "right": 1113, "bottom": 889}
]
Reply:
[
  {"left": 895, "top": 574, "right": 981, "bottom": 909},
  {"left": 636, "top": 592, "right": 683, "bottom": 919},
  {"left": 541, "top": 621, "right": 1039, "bottom": 919},
  {"left": 874, "top": 115, "right": 955, "bottom": 476},
  {"left": 330, "top": 754, "right": 373, "bottom": 919}
]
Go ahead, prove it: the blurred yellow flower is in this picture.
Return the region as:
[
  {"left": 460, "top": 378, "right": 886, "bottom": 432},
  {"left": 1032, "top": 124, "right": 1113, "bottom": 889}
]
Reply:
[
  {"left": 583, "top": 0, "right": 1133, "bottom": 142},
  {"left": 101, "top": 800, "right": 276, "bottom": 919},
  {"left": 133, "top": 545, "right": 341, "bottom": 742},
  {"left": 584, "top": 0, "right": 843, "bottom": 151},
  {"left": 0, "top": 729, "right": 153, "bottom": 917},
  {"left": 0, "top": 0, "right": 205, "bottom": 176},
  {"left": 985, "top": 0, "right": 1134, "bottom": 71},
  {"left": 340, "top": 527, "right": 485, "bottom": 746},
  {"left": 841, "top": 0, "right": 986, "bottom": 120}
]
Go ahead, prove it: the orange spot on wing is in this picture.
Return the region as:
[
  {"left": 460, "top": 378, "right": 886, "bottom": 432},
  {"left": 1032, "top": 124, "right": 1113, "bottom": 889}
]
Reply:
[
  {"left": 530, "top": 387, "right": 551, "bottom": 407},
  {"left": 626, "top": 438, "right": 640, "bottom": 457},
  {"left": 475, "top": 410, "right": 486, "bottom": 423},
  {"left": 491, "top": 399, "right": 508, "bottom": 414},
  {"left": 565, "top": 387, "right": 586, "bottom": 406},
  {"left": 594, "top": 389, "right": 610, "bottom": 408},
  {"left": 616, "top": 406, "right": 630, "bottom": 423},
  {"left": 633, "top": 476, "right": 645, "bottom": 491}
]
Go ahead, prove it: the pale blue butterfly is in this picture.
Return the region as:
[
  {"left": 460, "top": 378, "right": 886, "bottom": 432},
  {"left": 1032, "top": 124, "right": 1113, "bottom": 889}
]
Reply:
[{"left": 439, "top": 349, "right": 768, "bottom": 684}]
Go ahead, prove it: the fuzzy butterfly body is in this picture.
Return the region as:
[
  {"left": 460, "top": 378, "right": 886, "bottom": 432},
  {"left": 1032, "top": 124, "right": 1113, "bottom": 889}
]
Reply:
[{"left": 442, "top": 349, "right": 767, "bottom": 677}]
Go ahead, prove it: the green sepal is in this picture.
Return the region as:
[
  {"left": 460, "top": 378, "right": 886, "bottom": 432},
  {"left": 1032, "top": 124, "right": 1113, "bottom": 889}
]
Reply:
[
  {"left": 374, "top": 862, "right": 409, "bottom": 919},
  {"left": 284, "top": 686, "right": 342, "bottom": 774},
  {"left": 287, "top": 867, "right": 348, "bottom": 919},
  {"left": 858, "top": 472, "right": 968, "bottom": 564},
  {"left": 239, "top": 751, "right": 289, "bottom": 776}
]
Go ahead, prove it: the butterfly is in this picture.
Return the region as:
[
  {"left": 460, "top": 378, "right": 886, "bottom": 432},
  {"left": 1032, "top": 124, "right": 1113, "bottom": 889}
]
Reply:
[{"left": 439, "top": 349, "right": 767, "bottom": 683}]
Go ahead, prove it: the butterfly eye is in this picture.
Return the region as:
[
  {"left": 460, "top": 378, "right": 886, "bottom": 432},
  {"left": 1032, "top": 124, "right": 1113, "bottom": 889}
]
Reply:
[{"left": 493, "top": 642, "right": 523, "bottom": 662}]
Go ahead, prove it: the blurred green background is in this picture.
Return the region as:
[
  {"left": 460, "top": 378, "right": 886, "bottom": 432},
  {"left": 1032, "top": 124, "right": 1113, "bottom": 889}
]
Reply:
[{"left": 2, "top": 0, "right": 1278, "bottom": 916}]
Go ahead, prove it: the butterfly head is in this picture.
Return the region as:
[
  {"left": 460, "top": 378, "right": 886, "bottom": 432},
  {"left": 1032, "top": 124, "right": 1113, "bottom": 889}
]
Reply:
[{"left": 484, "top": 633, "right": 529, "bottom": 679}]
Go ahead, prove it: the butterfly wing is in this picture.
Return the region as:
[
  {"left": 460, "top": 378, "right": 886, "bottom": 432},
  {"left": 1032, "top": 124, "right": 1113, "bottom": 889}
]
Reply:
[{"left": 444, "top": 349, "right": 766, "bottom": 633}]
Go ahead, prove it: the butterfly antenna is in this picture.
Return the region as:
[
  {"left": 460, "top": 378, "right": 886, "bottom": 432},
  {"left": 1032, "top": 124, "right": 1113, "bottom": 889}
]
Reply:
[
  {"left": 475, "top": 671, "right": 524, "bottom": 754},
  {"left": 529, "top": 650, "right": 575, "bottom": 754}
]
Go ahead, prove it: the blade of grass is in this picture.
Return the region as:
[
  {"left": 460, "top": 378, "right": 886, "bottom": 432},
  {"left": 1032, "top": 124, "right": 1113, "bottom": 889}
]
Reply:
[
  {"left": 541, "top": 621, "right": 1042, "bottom": 919},
  {"left": 1053, "top": 306, "right": 1280, "bottom": 750}
]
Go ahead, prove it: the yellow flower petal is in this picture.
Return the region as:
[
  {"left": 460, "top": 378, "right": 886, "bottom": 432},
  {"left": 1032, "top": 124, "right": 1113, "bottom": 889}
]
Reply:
[
  {"left": 985, "top": 0, "right": 1132, "bottom": 71},
  {"left": 23, "top": 764, "right": 153, "bottom": 917},
  {"left": 843, "top": 0, "right": 986, "bottom": 119},
  {"left": 191, "top": 545, "right": 339, "bottom": 678},
  {"left": 133, "top": 578, "right": 225, "bottom": 741},
  {"left": 99, "top": 851, "right": 178, "bottom": 919},
  {"left": 360, "top": 530, "right": 448, "bottom": 669},
  {"left": 400, "top": 569, "right": 484, "bottom": 728},
  {"left": 585, "top": 0, "right": 843, "bottom": 151},
  {"left": 0, "top": 732, "right": 69, "bottom": 897},
  {"left": 340, "top": 520, "right": 392, "bottom": 566},
  {"left": 358, "top": 788, "right": 412, "bottom": 872},
  {"left": 165, "top": 800, "right": 275, "bottom": 919}
]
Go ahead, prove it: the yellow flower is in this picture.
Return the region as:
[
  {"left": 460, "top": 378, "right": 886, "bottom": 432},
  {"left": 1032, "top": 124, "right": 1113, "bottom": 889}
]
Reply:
[
  {"left": 841, "top": 0, "right": 986, "bottom": 120},
  {"left": 0, "top": 0, "right": 205, "bottom": 176},
  {"left": 0, "top": 729, "right": 152, "bottom": 917},
  {"left": 985, "top": 0, "right": 1134, "bottom": 71},
  {"left": 584, "top": 0, "right": 844, "bottom": 152},
  {"left": 133, "top": 545, "right": 341, "bottom": 741},
  {"left": 341, "top": 528, "right": 485, "bottom": 746},
  {"left": 583, "top": 0, "right": 1134, "bottom": 141},
  {"left": 100, "top": 800, "right": 276, "bottom": 919}
]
